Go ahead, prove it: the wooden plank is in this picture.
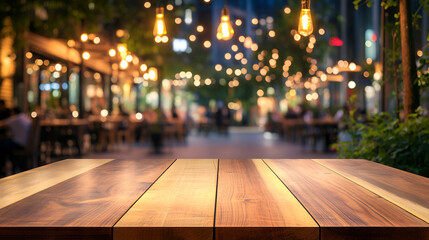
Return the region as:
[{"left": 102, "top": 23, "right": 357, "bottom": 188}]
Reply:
[
  {"left": 313, "top": 159, "right": 429, "bottom": 224},
  {"left": 114, "top": 159, "right": 218, "bottom": 240},
  {"left": 265, "top": 159, "right": 429, "bottom": 240},
  {"left": 0, "top": 159, "right": 174, "bottom": 240},
  {"left": 215, "top": 159, "right": 318, "bottom": 240},
  {"left": 0, "top": 158, "right": 113, "bottom": 210}
]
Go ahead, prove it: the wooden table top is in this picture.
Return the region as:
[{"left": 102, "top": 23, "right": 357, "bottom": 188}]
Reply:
[{"left": 0, "top": 159, "right": 428, "bottom": 240}]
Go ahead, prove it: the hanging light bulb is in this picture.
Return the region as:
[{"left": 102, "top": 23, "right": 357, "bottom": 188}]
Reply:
[
  {"left": 298, "top": 0, "right": 313, "bottom": 37},
  {"left": 217, "top": 5, "right": 234, "bottom": 40},
  {"left": 153, "top": 7, "right": 167, "bottom": 37}
]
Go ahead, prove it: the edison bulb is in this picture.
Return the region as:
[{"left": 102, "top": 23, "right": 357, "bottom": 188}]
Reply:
[
  {"left": 217, "top": 7, "right": 234, "bottom": 40},
  {"left": 298, "top": 1, "right": 313, "bottom": 37},
  {"left": 153, "top": 7, "right": 167, "bottom": 37}
]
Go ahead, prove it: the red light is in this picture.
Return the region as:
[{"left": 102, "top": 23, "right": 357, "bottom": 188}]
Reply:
[
  {"left": 371, "top": 34, "right": 377, "bottom": 42},
  {"left": 329, "top": 37, "right": 343, "bottom": 47}
]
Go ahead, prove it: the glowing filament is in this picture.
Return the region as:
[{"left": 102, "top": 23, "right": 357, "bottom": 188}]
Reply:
[
  {"left": 217, "top": 7, "right": 234, "bottom": 40},
  {"left": 153, "top": 8, "right": 167, "bottom": 37},
  {"left": 298, "top": 1, "right": 313, "bottom": 37}
]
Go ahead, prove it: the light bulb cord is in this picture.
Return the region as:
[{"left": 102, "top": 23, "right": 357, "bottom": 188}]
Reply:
[{"left": 302, "top": 0, "right": 310, "bottom": 9}]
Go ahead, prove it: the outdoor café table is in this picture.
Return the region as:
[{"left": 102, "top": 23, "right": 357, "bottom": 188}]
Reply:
[
  {"left": 40, "top": 118, "right": 89, "bottom": 156},
  {"left": 0, "top": 159, "right": 427, "bottom": 240}
]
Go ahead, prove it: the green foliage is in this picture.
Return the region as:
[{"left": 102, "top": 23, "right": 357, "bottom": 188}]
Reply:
[{"left": 336, "top": 111, "right": 429, "bottom": 177}]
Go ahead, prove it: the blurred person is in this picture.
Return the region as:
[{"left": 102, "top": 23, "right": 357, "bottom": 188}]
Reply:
[
  {"left": 303, "top": 109, "right": 314, "bottom": 124},
  {"left": 216, "top": 104, "right": 231, "bottom": 135},
  {"left": 284, "top": 105, "right": 299, "bottom": 119},
  {"left": 0, "top": 100, "right": 10, "bottom": 120},
  {"left": 0, "top": 108, "right": 32, "bottom": 175},
  {"left": 171, "top": 106, "right": 179, "bottom": 120}
]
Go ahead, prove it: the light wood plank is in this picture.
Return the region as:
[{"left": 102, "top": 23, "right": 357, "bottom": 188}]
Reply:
[
  {"left": 114, "top": 159, "right": 218, "bottom": 240},
  {"left": 313, "top": 159, "right": 429, "bottom": 223},
  {"left": 0, "top": 158, "right": 113, "bottom": 210},
  {"left": 265, "top": 159, "right": 429, "bottom": 240},
  {"left": 0, "top": 159, "right": 174, "bottom": 239},
  {"left": 215, "top": 159, "right": 318, "bottom": 240}
]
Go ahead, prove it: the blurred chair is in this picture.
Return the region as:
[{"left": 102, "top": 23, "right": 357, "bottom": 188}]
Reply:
[
  {"left": 10, "top": 117, "right": 41, "bottom": 170},
  {"left": 116, "top": 120, "right": 137, "bottom": 150}
]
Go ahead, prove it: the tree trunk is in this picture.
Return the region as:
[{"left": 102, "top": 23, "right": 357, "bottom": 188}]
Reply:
[{"left": 399, "top": 0, "right": 419, "bottom": 119}]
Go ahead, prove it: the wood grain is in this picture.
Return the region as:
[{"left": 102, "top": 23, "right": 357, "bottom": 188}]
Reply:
[
  {"left": 0, "top": 158, "right": 113, "bottom": 210},
  {"left": 0, "top": 158, "right": 174, "bottom": 239},
  {"left": 215, "top": 159, "right": 318, "bottom": 240},
  {"left": 265, "top": 159, "right": 429, "bottom": 240},
  {"left": 313, "top": 159, "right": 429, "bottom": 223},
  {"left": 114, "top": 159, "right": 218, "bottom": 240}
]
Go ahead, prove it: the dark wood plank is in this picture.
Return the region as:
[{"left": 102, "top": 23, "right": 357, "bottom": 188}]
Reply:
[
  {"left": 313, "top": 159, "right": 429, "bottom": 223},
  {"left": 0, "top": 159, "right": 113, "bottom": 210},
  {"left": 265, "top": 159, "right": 429, "bottom": 240},
  {"left": 215, "top": 159, "right": 318, "bottom": 240},
  {"left": 0, "top": 158, "right": 174, "bottom": 240},
  {"left": 114, "top": 159, "right": 218, "bottom": 240}
]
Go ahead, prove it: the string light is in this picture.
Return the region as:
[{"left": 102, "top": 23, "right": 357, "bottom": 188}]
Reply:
[
  {"left": 298, "top": 0, "right": 313, "bottom": 36},
  {"left": 153, "top": 7, "right": 167, "bottom": 38},
  {"left": 217, "top": 2, "right": 234, "bottom": 40}
]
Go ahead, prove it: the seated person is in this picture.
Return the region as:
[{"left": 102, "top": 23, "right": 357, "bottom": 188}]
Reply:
[
  {"left": 0, "top": 100, "right": 10, "bottom": 120},
  {"left": 0, "top": 108, "right": 32, "bottom": 175}
]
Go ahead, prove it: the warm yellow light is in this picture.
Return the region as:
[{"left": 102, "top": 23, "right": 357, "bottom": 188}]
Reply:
[
  {"left": 252, "top": 18, "right": 258, "bottom": 25},
  {"left": 108, "top": 49, "right": 116, "bottom": 57},
  {"left": 231, "top": 45, "right": 238, "bottom": 52},
  {"left": 100, "top": 109, "right": 108, "bottom": 117},
  {"left": 318, "top": 28, "right": 325, "bottom": 35},
  {"left": 144, "top": 2, "right": 151, "bottom": 8},
  {"left": 417, "top": 50, "right": 423, "bottom": 57},
  {"left": 294, "top": 34, "right": 301, "bottom": 41},
  {"left": 120, "top": 60, "right": 128, "bottom": 69},
  {"left": 298, "top": 1, "right": 313, "bottom": 37},
  {"left": 166, "top": 4, "right": 174, "bottom": 11},
  {"left": 284, "top": 7, "right": 291, "bottom": 14},
  {"left": 175, "top": 17, "right": 182, "bottom": 24},
  {"left": 82, "top": 51, "right": 90, "bottom": 60},
  {"left": 215, "top": 64, "right": 222, "bottom": 71},
  {"left": 268, "top": 30, "right": 276, "bottom": 38},
  {"left": 197, "top": 25, "right": 204, "bottom": 32},
  {"left": 67, "top": 40, "right": 75, "bottom": 47},
  {"left": 366, "top": 58, "right": 373, "bottom": 64},
  {"left": 189, "top": 34, "right": 196, "bottom": 42},
  {"left": 203, "top": 40, "right": 211, "bottom": 48},
  {"left": 93, "top": 37, "right": 101, "bottom": 44},
  {"left": 55, "top": 63, "right": 62, "bottom": 71},
  {"left": 140, "top": 64, "right": 148, "bottom": 71},
  {"left": 153, "top": 7, "right": 167, "bottom": 37},
  {"left": 235, "top": 19, "right": 242, "bottom": 26},
  {"left": 118, "top": 44, "right": 127, "bottom": 53},
  {"left": 251, "top": 43, "right": 258, "bottom": 51},
  {"left": 161, "top": 36, "right": 169, "bottom": 43},
  {"left": 26, "top": 52, "right": 33, "bottom": 59},
  {"left": 217, "top": 7, "right": 234, "bottom": 40},
  {"left": 80, "top": 33, "right": 88, "bottom": 42},
  {"left": 148, "top": 67, "right": 158, "bottom": 81},
  {"left": 126, "top": 55, "right": 133, "bottom": 62},
  {"left": 225, "top": 53, "right": 231, "bottom": 60},
  {"left": 349, "top": 62, "right": 357, "bottom": 71},
  {"left": 143, "top": 73, "right": 149, "bottom": 80}
]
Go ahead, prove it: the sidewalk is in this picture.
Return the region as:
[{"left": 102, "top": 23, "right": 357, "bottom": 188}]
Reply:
[{"left": 83, "top": 127, "right": 337, "bottom": 160}]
